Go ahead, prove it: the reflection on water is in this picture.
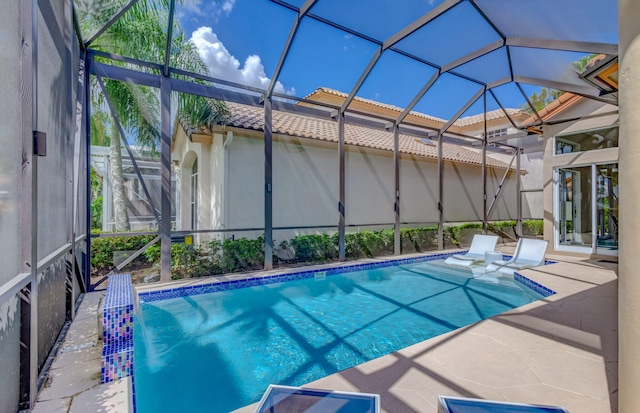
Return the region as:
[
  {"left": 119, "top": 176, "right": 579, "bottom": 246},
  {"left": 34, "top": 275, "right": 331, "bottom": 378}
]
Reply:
[{"left": 134, "top": 261, "right": 542, "bottom": 413}]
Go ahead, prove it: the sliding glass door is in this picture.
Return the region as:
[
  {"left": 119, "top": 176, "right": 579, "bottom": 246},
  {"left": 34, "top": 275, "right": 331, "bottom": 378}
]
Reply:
[
  {"left": 558, "top": 166, "right": 592, "bottom": 249},
  {"left": 596, "top": 164, "right": 618, "bottom": 254},
  {"left": 556, "top": 163, "right": 618, "bottom": 255}
]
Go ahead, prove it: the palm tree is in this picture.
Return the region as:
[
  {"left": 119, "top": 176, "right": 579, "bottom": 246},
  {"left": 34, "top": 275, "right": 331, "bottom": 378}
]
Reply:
[{"left": 86, "top": 0, "right": 228, "bottom": 231}]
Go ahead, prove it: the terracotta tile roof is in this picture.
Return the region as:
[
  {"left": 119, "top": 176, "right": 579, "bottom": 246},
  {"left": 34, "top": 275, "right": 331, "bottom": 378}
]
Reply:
[
  {"left": 520, "top": 92, "right": 582, "bottom": 128},
  {"left": 201, "top": 101, "right": 514, "bottom": 170},
  {"left": 304, "top": 87, "right": 448, "bottom": 123},
  {"left": 453, "top": 108, "right": 525, "bottom": 127},
  {"left": 303, "top": 87, "right": 525, "bottom": 128}
]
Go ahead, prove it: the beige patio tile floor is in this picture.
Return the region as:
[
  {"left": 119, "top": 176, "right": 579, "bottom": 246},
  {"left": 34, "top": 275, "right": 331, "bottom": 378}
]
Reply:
[{"left": 34, "top": 248, "right": 618, "bottom": 413}]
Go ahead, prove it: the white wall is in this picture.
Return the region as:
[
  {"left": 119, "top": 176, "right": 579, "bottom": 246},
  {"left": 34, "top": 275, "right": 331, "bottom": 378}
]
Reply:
[
  {"left": 175, "top": 129, "right": 522, "bottom": 244},
  {"left": 174, "top": 127, "right": 226, "bottom": 241},
  {"left": 399, "top": 155, "right": 439, "bottom": 224},
  {"left": 224, "top": 135, "right": 265, "bottom": 230},
  {"left": 346, "top": 147, "right": 395, "bottom": 226}
]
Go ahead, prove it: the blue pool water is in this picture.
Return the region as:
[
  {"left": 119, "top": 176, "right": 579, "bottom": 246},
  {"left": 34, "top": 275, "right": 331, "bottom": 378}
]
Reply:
[{"left": 134, "top": 260, "right": 545, "bottom": 413}]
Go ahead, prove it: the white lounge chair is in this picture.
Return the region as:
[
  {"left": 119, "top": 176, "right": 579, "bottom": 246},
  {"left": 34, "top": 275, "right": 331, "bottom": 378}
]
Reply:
[
  {"left": 485, "top": 238, "right": 548, "bottom": 275},
  {"left": 444, "top": 234, "right": 499, "bottom": 267}
]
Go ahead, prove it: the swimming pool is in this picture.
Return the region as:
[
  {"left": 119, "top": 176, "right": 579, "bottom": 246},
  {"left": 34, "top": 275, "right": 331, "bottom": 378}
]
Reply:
[{"left": 133, "top": 258, "right": 551, "bottom": 413}]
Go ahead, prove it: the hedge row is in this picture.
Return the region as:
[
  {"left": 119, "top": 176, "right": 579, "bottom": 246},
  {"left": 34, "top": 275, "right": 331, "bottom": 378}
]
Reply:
[{"left": 91, "top": 220, "right": 543, "bottom": 280}]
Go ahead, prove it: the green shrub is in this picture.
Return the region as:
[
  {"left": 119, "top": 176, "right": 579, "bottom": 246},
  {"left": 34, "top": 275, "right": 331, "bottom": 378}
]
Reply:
[
  {"left": 220, "top": 236, "right": 265, "bottom": 273},
  {"left": 400, "top": 227, "right": 438, "bottom": 252},
  {"left": 522, "top": 219, "right": 544, "bottom": 236},
  {"left": 90, "top": 196, "right": 103, "bottom": 230},
  {"left": 344, "top": 230, "right": 394, "bottom": 258},
  {"left": 287, "top": 234, "right": 338, "bottom": 263},
  {"left": 91, "top": 234, "right": 155, "bottom": 272},
  {"left": 90, "top": 220, "right": 546, "bottom": 280}
]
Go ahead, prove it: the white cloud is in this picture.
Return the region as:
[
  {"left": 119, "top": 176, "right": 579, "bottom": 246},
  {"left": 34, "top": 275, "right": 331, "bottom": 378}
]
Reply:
[
  {"left": 190, "top": 26, "right": 296, "bottom": 95},
  {"left": 178, "top": 0, "right": 235, "bottom": 22},
  {"left": 221, "top": 0, "right": 236, "bottom": 15},
  {"left": 180, "top": 0, "right": 205, "bottom": 16}
]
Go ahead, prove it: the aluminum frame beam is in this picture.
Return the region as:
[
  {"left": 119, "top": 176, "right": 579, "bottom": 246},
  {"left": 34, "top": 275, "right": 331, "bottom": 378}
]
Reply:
[
  {"left": 482, "top": 93, "right": 488, "bottom": 233},
  {"left": 163, "top": 0, "right": 176, "bottom": 76},
  {"left": 488, "top": 89, "right": 519, "bottom": 129},
  {"left": 266, "top": 0, "right": 318, "bottom": 97},
  {"left": 264, "top": 97, "right": 274, "bottom": 270},
  {"left": 516, "top": 82, "right": 543, "bottom": 124},
  {"left": 384, "top": 0, "right": 462, "bottom": 49},
  {"left": 486, "top": 77, "right": 512, "bottom": 90},
  {"left": 84, "top": 0, "right": 141, "bottom": 48},
  {"left": 72, "top": 59, "right": 87, "bottom": 294},
  {"left": 160, "top": 75, "right": 172, "bottom": 282},
  {"left": 487, "top": 130, "right": 530, "bottom": 144},
  {"left": 442, "top": 39, "right": 504, "bottom": 73},
  {"left": 341, "top": 48, "right": 382, "bottom": 113},
  {"left": 342, "top": 0, "right": 461, "bottom": 112},
  {"left": 108, "top": 236, "right": 159, "bottom": 276},
  {"left": 514, "top": 75, "right": 618, "bottom": 106},
  {"left": 486, "top": 150, "right": 518, "bottom": 218},
  {"left": 71, "top": 2, "right": 83, "bottom": 49},
  {"left": 92, "top": 61, "right": 160, "bottom": 88},
  {"left": 338, "top": 112, "right": 346, "bottom": 261},
  {"left": 396, "top": 70, "right": 441, "bottom": 124},
  {"left": 437, "top": 132, "right": 444, "bottom": 250},
  {"left": 84, "top": 52, "right": 92, "bottom": 289},
  {"left": 468, "top": 0, "right": 515, "bottom": 82},
  {"left": 28, "top": 0, "right": 39, "bottom": 404},
  {"left": 439, "top": 87, "right": 486, "bottom": 134},
  {"left": 393, "top": 124, "right": 401, "bottom": 255},
  {"left": 94, "top": 73, "right": 161, "bottom": 225},
  {"left": 506, "top": 37, "right": 618, "bottom": 55},
  {"left": 267, "top": 0, "right": 485, "bottom": 90},
  {"left": 516, "top": 149, "right": 522, "bottom": 237},
  {"left": 17, "top": 0, "right": 39, "bottom": 407},
  {"left": 90, "top": 50, "right": 163, "bottom": 71}
]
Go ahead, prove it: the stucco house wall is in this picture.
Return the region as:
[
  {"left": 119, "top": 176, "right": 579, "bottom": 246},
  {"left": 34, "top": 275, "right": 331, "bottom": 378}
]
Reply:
[
  {"left": 541, "top": 98, "right": 619, "bottom": 253},
  {"left": 173, "top": 126, "right": 524, "bottom": 245}
]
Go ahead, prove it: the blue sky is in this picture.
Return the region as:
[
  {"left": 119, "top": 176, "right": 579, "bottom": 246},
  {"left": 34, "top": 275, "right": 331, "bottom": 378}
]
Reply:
[{"left": 174, "top": 0, "right": 616, "bottom": 119}]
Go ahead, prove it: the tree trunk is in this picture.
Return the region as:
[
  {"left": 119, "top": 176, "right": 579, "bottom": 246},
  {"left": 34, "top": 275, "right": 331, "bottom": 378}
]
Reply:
[{"left": 110, "top": 134, "right": 130, "bottom": 231}]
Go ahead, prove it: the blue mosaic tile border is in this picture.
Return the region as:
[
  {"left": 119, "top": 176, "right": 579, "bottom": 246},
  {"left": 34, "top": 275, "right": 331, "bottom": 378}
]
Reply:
[
  {"left": 102, "top": 273, "right": 136, "bottom": 384},
  {"left": 139, "top": 251, "right": 557, "bottom": 303},
  {"left": 139, "top": 252, "right": 463, "bottom": 303},
  {"left": 514, "top": 272, "right": 556, "bottom": 297},
  {"left": 104, "top": 273, "right": 135, "bottom": 310},
  {"left": 101, "top": 339, "right": 134, "bottom": 383},
  {"left": 103, "top": 274, "right": 134, "bottom": 344}
]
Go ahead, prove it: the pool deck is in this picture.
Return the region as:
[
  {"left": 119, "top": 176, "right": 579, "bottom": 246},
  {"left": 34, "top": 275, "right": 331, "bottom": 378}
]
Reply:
[{"left": 33, "top": 247, "right": 618, "bottom": 413}]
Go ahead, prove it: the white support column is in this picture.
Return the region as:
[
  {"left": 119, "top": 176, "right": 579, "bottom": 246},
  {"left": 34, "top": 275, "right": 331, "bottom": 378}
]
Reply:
[{"left": 618, "top": 1, "right": 640, "bottom": 412}]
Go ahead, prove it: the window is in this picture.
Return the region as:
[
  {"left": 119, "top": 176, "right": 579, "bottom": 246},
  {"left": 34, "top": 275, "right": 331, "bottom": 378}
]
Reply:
[
  {"left": 555, "top": 126, "right": 618, "bottom": 155},
  {"left": 486, "top": 128, "right": 508, "bottom": 140},
  {"left": 190, "top": 159, "right": 198, "bottom": 230},
  {"left": 126, "top": 178, "right": 143, "bottom": 200}
]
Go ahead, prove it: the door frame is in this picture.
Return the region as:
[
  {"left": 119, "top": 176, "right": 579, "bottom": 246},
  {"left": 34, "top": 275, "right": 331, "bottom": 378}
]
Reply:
[{"left": 554, "top": 162, "right": 618, "bottom": 256}]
